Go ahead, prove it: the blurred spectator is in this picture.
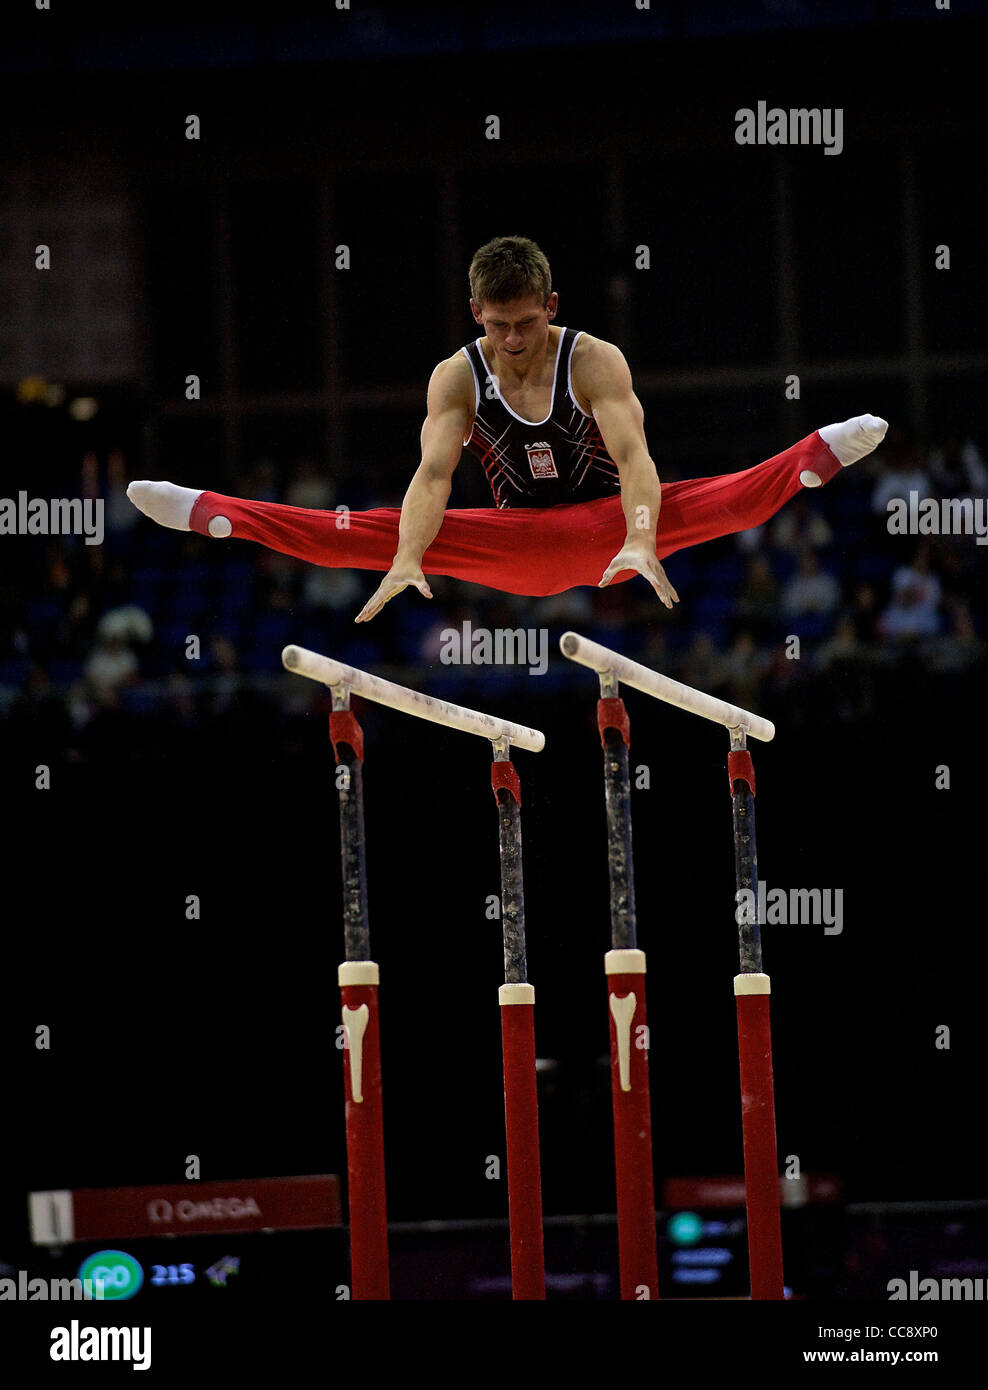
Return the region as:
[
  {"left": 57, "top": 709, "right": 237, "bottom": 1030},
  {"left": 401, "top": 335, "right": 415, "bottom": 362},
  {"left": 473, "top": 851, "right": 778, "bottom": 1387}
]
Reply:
[
  {"left": 722, "top": 630, "right": 764, "bottom": 708},
  {"left": 681, "top": 631, "right": 729, "bottom": 693},
  {"left": 106, "top": 449, "right": 139, "bottom": 533},
  {"left": 814, "top": 615, "right": 877, "bottom": 721},
  {"left": 48, "top": 545, "right": 72, "bottom": 592},
  {"left": 770, "top": 493, "right": 833, "bottom": 553},
  {"left": 530, "top": 587, "right": 594, "bottom": 626},
  {"left": 878, "top": 542, "right": 942, "bottom": 641},
  {"left": 206, "top": 635, "right": 242, "bottom": 715},
  {"left": 84, "top": 633, "right": 139, "bottom": 697},
  {"left": 734, "top": 522, "right": 765, "bottom": 555},
  {"left": 927, "top": 433, "right": 988, "bottom": 497},
  {"left": 97, "top": 604, "right": 153, "bottom": 645},
  {"left": 286, "top": 457, "right": 334, "bottom": 511},
  {"left": 244, "top": 458, "right": 279, "bottom": 502},
  {"left": 921, "top": 602, "right": 985, "bottom": 674},
  {"left": 736, "top": 553, "right": 780, "bottom": 638},
  {"left": 256, "top": 550, "right": 299, "bottom": 611},
  {"left": 815, "top": 614, "right": 866, "bottom": 672},
  {"left": 419, "top": 600, "right": 472, "bottom": 664},
  {"left": 870, "top": 441, "right": 933, "bottom": 515},
  {"left": 303, "top": 565, "right": 362, "bottom": 611},
  {"left": 5, "top": 664, "right": 72, "bottom": 741},
  {"left": 54, "top": 592, "right": 95, "bottom": 661},
  {"left": 165, "top": 671, "right": 197, "bottom": 723},
  {"left": 639, "top": 626, "right": 671, "bottom": 674},
  {"left": 762, "top": 638, "right": 812, "bottom": 715},
  {"left": 781, "top": 548, "right": 841, "bottom": 618},
  {"left": 589, "top": 581, "right": 634, "bottom": 631},
  {"left": 850, "top": 583, "right": 880, "bottom": 641},
  {"left": 80, "top": 604, "right": 152, "bottom": 699}
]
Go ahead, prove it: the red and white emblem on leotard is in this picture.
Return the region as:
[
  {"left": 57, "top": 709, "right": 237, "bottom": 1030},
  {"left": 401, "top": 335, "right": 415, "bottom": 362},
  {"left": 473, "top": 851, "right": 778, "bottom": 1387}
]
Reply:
[{"left": 526, "top": 442, "right": 558, "bottom": 479}]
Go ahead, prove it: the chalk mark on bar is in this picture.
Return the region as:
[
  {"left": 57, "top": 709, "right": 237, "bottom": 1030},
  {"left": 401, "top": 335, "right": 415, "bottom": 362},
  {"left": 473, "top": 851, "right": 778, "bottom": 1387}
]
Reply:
[
  {"left": 282, "top": 645, "right": 545, "bottom": 753},
  {"left": 559, "top": 631, "right": 775, "bottom": 742}
]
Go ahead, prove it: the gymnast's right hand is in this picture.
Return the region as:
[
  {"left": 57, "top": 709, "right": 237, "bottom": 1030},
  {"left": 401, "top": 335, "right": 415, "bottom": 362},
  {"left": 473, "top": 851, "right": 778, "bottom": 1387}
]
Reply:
[{"left": 354, "top": 561, "right": 433, "bottom": 623}]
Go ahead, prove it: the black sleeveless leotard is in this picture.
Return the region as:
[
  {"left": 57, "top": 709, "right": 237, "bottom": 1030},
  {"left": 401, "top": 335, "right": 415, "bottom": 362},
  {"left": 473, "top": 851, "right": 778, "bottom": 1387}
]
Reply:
[{"left": 460, "top": 327, "right": 622, "bottom": 508}]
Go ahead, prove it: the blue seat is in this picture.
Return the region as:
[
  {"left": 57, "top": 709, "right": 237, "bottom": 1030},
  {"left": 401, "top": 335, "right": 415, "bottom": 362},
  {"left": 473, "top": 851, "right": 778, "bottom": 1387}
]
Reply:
[
  {"left": 129, "top": 584, "right": 159, "bottom": 610},
  {"left": 692, "top": 593, "right": 735, "bottom": 625},
  {"left": 24, "top": 596, "right": 63, "bottom": 625},
  {"left": 247, "top": 615, "right": 310, "bottom": 671},
  {"left": 180, "top": 563, "right": 210, "bottom": 588},
  {"left": 252, "top": 612, "right": 294, "bottom": 645},
  {"left": 119, "top": 685, "right": 162, "bottom": 715},
  {"left": 219, "top": 559, "right": 256, "bottom": 588},
  {"left": 47, "top": 658, "right": 85, "bottom": 685},
  {"left": 664, "top": 553, "right": 696, "bottom": 590},
  {"left": 338, "top": 638, "right": 384, "bottom": 671},
  {"left": 157, "top": 619, "right": 199, "bottom": 650},
  {"left": 0, "top": 657, "right": 31, "bottom": 685},
  {"left": 787, "top": 612, "right": 836, "bottom": 644},
  {"left": 139, "top": 530, "right": 177, "bottom": 560},
  {"left": 854, "top": 553, "right": 896, "bottom": 585},
  {"left": 704, "top": 555, "right": 746, "bottom": 589},
  {"left": 216, "top": 581, "right": 256, "bottom": 613},
  {"left": 771, "top": 552, "right": 798, "bottom": 583},
  {"left": 209, "top": 616, "right": 245, "bottom": 644},
  {"left": 163, "top": 589, "right": 209, "bottom": 619},
  {"left": 686, "top": 620, "right": 728, "bottom": 647},
  {"left": 131, "top": 564, "right": 167, "bottom": 587}
]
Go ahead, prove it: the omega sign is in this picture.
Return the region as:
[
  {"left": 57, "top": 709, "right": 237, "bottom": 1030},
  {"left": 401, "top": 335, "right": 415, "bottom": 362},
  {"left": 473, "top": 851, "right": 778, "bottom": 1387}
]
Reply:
[
  {"left": 28, "top": 1176, "right": 342, "bottom": 1244},
  {"left": 149, "top": 1195, "right": 263, "bottom": 1224}
]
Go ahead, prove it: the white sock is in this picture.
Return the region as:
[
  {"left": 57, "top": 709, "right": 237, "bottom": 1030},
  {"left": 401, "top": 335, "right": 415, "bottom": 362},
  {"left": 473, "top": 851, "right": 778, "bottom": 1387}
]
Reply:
[
  {"left": 801, "top": 414, "right": 889, "bottom": 487},
  {"left": 819, "top": 414, "right": 889, "bottom": 465},
  {"left": 127, "top": 480, "right": 232, "bottom": 538}
]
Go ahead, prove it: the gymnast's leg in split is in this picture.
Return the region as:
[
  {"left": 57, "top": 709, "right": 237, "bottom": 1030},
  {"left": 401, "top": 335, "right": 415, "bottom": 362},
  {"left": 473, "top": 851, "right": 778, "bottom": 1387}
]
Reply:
[{"left": 127, "top": 414, "right": 888, "bottom": 602}]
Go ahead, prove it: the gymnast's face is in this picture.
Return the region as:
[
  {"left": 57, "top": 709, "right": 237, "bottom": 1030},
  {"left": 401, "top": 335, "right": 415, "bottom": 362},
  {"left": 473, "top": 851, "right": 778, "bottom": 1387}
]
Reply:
[{"left": 471, "top": 292, "right": 558, "bottom": 366}]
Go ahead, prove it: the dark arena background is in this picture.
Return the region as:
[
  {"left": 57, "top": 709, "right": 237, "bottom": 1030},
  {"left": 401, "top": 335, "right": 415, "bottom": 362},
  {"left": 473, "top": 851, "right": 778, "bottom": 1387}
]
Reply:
[{"left": 1, "top": 0, "right": 986, "bottom": 1371}]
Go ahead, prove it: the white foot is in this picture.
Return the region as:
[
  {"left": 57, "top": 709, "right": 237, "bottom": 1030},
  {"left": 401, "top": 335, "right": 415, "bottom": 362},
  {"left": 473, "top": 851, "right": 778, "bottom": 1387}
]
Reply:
[
  {"left": 819, "top": 414, "right": 889, "bottom": 466},
  {"left": 126, "top": 481, "right": 199, "bottom": 530},
  {"left": 127, "top": 480, "right": 231, "bottom": 537}
]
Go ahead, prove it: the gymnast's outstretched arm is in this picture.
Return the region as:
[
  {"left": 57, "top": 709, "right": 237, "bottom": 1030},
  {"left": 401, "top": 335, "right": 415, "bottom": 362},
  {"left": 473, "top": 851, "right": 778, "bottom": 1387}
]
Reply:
[
  {"left": 573, "top": 335, "right": 679, "bottom": 608},
  {"left": 354, "top": 353, "right": 472, "bottom": 624}
]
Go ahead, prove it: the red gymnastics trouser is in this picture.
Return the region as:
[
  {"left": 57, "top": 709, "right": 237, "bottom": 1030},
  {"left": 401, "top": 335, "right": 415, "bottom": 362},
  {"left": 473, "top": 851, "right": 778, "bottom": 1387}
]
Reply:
[{"left": 188, "top": 431, "right": 842, "bottom": 599}]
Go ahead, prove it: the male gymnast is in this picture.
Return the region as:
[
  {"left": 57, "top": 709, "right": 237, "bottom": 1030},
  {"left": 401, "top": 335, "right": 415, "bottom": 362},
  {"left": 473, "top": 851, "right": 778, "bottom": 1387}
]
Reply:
[{"left": 127, "top": 235, "right": 888, "bottom": 613}]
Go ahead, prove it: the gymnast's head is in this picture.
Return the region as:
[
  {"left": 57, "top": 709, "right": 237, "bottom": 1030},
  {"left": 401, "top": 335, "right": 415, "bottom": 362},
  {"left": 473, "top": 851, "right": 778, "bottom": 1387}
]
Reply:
[{"left": 469, "top": 235, "right": 559, "bottom": 362}]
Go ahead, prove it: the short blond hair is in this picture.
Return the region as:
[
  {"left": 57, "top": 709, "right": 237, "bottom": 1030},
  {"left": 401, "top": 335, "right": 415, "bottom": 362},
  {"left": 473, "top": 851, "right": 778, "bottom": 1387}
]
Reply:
[{"left": 469, "top": 236, "right": 552, "bottom": 308}]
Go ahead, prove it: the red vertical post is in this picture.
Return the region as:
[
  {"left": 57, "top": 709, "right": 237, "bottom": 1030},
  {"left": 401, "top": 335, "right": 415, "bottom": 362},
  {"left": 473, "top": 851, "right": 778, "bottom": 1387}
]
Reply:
[
  {"left": 735, "top": 977, "right": 784, "bottom": 1299},
  {"left": 331, "top": 706, "right": 389, "bottom": 1299},
  {"left": 493, "top": 753, "right": 545, "bottom": 1300},
  {"left": 339, "top": 962, "right": 389, "bottom": 1299},
  {"left": 598, "top": 695, "right": 658, "bottom": 1299},
  {"left": 730, "top": 738, "right": 784, "bottom": 1300},
  {"left": 606, "top": 950, "right": 659, "bottom": 1299},
  {"left": 500, "top": 984, "right": 545, "bottom": 1299}
]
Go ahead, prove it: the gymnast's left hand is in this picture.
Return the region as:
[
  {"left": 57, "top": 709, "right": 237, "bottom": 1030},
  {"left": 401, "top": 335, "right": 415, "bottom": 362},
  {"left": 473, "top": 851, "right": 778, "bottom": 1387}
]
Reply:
[{"left": 599, "top": 543, "right": 679, "bottom": 609}]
